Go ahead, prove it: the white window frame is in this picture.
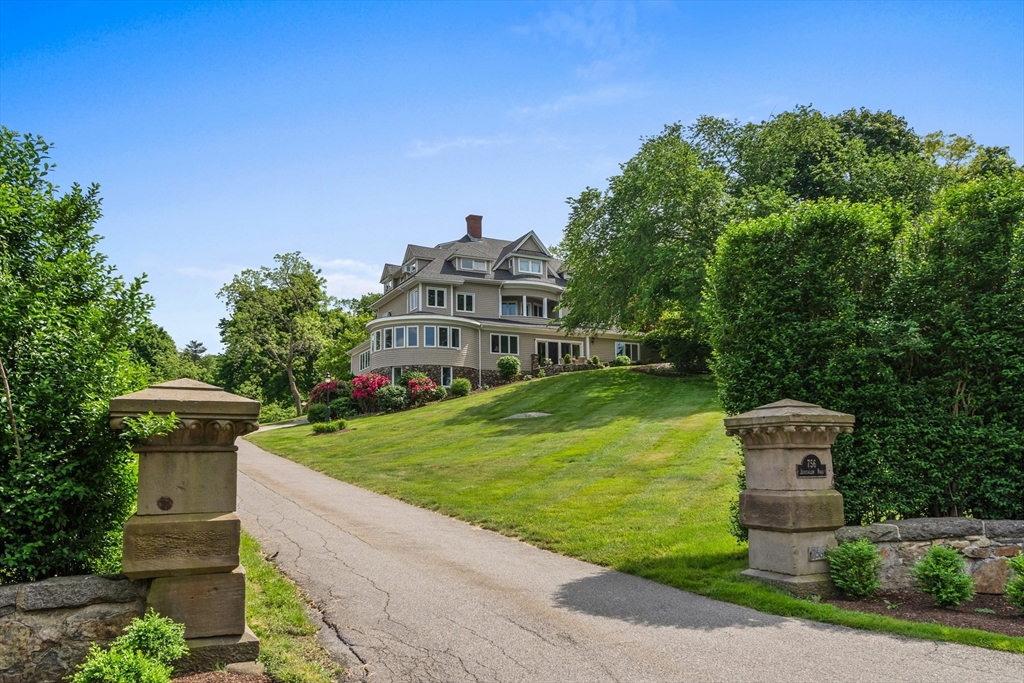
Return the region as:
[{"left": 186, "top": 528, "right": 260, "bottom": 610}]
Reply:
[
  {"left": 615, "top": 342, "right": 640, "bottom": 362},
  {"left": 449, "top": 327, "right": 461, "bottom": 350},
  {"left": 571, "top": 343, "right": 582, "bottom": 358},
  {"left": 456, "top": 292, "right": 474, "bottom": 312},
  {"left": 490, "top": 334, "right": 519, "bottom": 355},
  {"left": 424, "top": 325, "right": 436, "bottom": 348},
  {"left": 384, "top": 328, "right": 393, "bottom": 349},
  {"left": 438, "top": 326, "right": 449, "bottom": 348},
  {"left": 392, "top": 367, "right": 401, "bottom": 384},
  {"left": 459, "top": 258, "right": 487, "bottom": 271},
  {"left": 427, "top": 287, "right": 446, "bottom": 308},
  {"left": 408, "top": 289, "right": 419, "bottom": 311},
  {"left": 501, "top": 300, "right": 518, "bottom": 316},
  {"left": 406, "top": 325, "right": 418, "bottom": 347},
  {"left": 441, "top": 367, "right": 453, "bottom": 387},
  {"left": 395, "top": 326, "right": 405, "bottom": 348},
  {"left": 372, "top": 330, "right": 382, "bottom": 352},
  {"left": 359, "top": 350, "right": 370, "bottom": 371},
  {"left": 518, "top": 258, "right": 542, "bottom": 274}
]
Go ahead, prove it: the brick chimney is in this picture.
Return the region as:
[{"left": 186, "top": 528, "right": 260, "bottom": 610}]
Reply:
[{"left": 466, "top": 214, "right": 482, "bottom": 240}]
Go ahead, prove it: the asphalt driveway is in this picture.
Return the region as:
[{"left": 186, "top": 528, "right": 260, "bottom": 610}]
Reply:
[{"left": 235, "top": 437, "right": 1022, "bottom": 682}]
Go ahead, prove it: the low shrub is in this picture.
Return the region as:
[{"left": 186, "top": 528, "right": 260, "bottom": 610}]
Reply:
[
  {"left": 1005, "top": 554, "right": 1024, "bottom": 612},
  {"left": 562, "top": 353, "right": 572, "bottom": 364},
  {"left": 612, "top": 354, "right": 631, "bottom": 366},
  {"left": 726, "top": 469, "right": 747, "bottom": 544},
  {"left": 398, "top": 371, "right": 428, "bottom": 388},
  {"left": 523, "top": 374, "right": 532, "bottom": 381},
  {"left": 306, "top": 403, "right": 329, "bottom": 424},
  {"left": 450, "top": 378, "right": 471, "bottom": 397},
  {"left": 116, "top": 609, "right": 188, "bottom": 664},
  {"left": 375, "top": 384, "right": 408, "bottom": 412},
  {"left": 433, "top": 385, "right": 447, "bottom": 401},
  {"left": 408, "top": 377, "right": 439, "bottom": 405},
  {"left": 590, "top": 355, "right": 601, "bottom": 365},
  {"left": 312, "top": 419, "right": 347, "bottom": 434},
  {"left": 540, "top": 357, "right": 553, "bottom": 367},
  {"left": 496, "top": 355, "right": 521, "bottom": 381},
  {"left": 330, "top": 396, "right": 356, "bottom": 418},
  {"left": 537, "top": 369, "right": 546, "bottom": 378},
  {"left": 911, "top": 546, "right": 975, "bottom": 607},
  {"left": 826, "top": 538, "right": 882, "bottom": 598},
  {"left": 69, "top": 609, "right": 187, "bottom": 683},
  {"left": 259, "top": 402, "right": 296, "bottom": 424}
]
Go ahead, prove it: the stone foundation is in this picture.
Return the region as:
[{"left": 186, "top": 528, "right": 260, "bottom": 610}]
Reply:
[
  {"left": 0, "top": 574, "right": 148, "bottom": 683},
  {"left": 836, "top": 518, "right": 1024, "bottom": 594}
]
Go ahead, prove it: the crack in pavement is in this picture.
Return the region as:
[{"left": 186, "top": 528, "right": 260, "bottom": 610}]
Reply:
[{"left": 236, "top": 440, "right": 1024, "bottom": 683}]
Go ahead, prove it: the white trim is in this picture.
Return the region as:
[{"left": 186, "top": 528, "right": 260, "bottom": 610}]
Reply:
[
  {"left": 426, "top": 287, "right": 446, "bottom": 308},
  {"left": 456, "top": 292, "right": 475, "bottom": 313},
  {"left": 384, "top": 328, "right": 393, "bottom": 349},
  {"left": 424, "top": 325, "right": 436, "bottom": 347},
  {"left": 406, "top": 325, "right": 418, "bottom": 347},
  {"left": 489, "top": 333, "right": 520, "bottom": 355},
  {"left": 459, "top": 257, "right": 488, "bottom": 271},
  {"left": 477, "top": 329, "right": 482, "bottom": 386},
  {"left": 367, "top": 314, "right": 484, "bottom": 330},
  {"left": 395, "top": 326, "right": 406, "bottom": 348},
  {"left": 518, "top": 257, "right": 542, "bottom": 275},
  {"left": 441, "top": 366, "right": 453, "bottom": 387}
]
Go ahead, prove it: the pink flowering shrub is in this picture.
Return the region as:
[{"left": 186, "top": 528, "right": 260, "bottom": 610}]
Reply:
[
  {"left": 407, "top": 377, "right": 439, "bottom": 405},
  {"left": 309, "top": 379, "right": 350, "bottom": 404},
  {"left": 351, "top": 373, "right": 390, "bottom": 412}
]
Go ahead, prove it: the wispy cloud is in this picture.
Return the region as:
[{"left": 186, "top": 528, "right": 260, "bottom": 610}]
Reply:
[
  {"left": 406, "top": 136, "right": 513, "bottom": 159},
  {"left": 313, "top": 257, "right": 383, "bottom": 300},
  {"left": 515, "top": 84, "right": 642, "bottom": 117},
  {"left": 175, "top": 265, "right": 244, "bottom": 282},
  {"left": 516, "top": 2, "right": 651, "bottom": 80}
]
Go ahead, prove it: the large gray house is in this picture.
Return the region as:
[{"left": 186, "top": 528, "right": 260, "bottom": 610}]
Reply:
[{"left": 347, "top": 215, "right": 655, "bottom": 387}]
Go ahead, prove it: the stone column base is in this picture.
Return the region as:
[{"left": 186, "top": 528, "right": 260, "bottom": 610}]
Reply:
[
  {"left": 176, "top": 625, "right": 260, "bottom": 673},
  {"left": 741, "top": 568, "right": 836, "bottom": 598}
]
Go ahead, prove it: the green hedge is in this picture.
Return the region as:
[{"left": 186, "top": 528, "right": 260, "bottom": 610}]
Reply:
[{"left": 704, "top": 175, "right": 1024, "bottom": 523}]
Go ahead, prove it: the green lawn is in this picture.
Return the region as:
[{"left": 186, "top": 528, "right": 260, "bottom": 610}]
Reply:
[{"left": 249, "top": 369, "right": 1024, "bottom": 654}]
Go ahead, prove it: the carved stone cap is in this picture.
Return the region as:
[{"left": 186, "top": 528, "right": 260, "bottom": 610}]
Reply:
[
  {"left": 724, "top": 399, "right": 854, "bottom": 436},
  {"left": 109, "top": 379, "right": 261, "bottom": 421}
]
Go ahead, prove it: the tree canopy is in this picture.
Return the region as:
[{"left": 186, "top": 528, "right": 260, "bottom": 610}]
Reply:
[
  {"left": 555, "top": 106, "right": 1021, "bottom": 370},
  {"left": 218, "top": 252, "right": 335, "bottom": 415}
]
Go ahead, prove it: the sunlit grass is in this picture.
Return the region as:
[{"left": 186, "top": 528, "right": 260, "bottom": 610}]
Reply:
[
  {"left": 250, "top": 369, "right": 1024, "bottom": 654},
  {"left": 240, "top": 532, "right": 343, "bottom": 682}
]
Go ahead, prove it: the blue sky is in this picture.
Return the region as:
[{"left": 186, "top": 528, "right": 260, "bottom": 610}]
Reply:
[{"left": 2, "top": 1, "right": 1022, "bottom": 351}]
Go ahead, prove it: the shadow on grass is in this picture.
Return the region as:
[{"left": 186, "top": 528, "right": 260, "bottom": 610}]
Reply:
[{"left": 552, "top": 567, "right": 787, "bottom": 631}]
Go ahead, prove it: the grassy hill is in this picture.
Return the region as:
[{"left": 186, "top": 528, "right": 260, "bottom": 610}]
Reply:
[{"left": 249, "top": 368, "right": 1023, "bottom": 653}]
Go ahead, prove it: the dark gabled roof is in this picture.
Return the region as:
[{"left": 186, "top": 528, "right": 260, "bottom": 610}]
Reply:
[{"left": 374, "top": 228, "right": 567, "bottom": 309}]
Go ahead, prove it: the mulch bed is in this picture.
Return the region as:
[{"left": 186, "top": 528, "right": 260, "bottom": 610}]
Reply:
[
  {"left": 828, "top": 589, "right": 1024, "bottom": 636},
  {"left": 172, "top": 674, "right": 271, "bottom": 683}
]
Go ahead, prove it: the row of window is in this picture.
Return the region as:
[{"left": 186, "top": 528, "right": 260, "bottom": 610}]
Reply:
[
  {"left": 457, "top": 257, "right": 544, "bottom": 274},
  {"left": 371, "top": 326, "right": 462, "bottom": 352},
  {"left": 407, "top": 288, "right": 476, "bottom": 313}
]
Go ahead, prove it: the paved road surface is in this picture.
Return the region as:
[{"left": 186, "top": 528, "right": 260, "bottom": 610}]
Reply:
[{"left": 236, "top": 437, "right": 1023, "bottom": 682}]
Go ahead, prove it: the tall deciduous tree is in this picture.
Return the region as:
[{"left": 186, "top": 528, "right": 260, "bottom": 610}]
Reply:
[
  {"left": 218, "top": 253, "right": 332, "bottom": 416},
  {"left": 555, "top": 125, "right": 726, "bottom": 370},
  {"left": 313, "top": 292, "right": 383, "bottom": 380}
]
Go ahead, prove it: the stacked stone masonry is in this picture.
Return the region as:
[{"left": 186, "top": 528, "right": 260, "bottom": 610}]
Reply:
[
  {"left": 0, "top": 574, "right": 148, "bottom": 683},
  {"left": 836, "top": 518, "right": 1024, "bottom": 594}
]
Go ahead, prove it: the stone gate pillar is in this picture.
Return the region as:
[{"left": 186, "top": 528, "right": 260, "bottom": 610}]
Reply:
[
  {"left": 109, "top": 379, "right": 260, "bottom": 670},
  {"left": 724, "top": 399, "right": 854, "bottom": 596}
]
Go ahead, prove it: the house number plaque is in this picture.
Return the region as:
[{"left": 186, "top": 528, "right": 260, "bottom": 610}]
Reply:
[{"left": 796, "top": 454, "right": 827, "bottom": 477}]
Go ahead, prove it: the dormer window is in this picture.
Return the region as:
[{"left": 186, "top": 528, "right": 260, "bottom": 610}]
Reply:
[
  {"left": 518, "top": 258, "right": 542, "bottom": 274},
  {"left": 459, "top": 258, "right": 487, "bottom": 271}
]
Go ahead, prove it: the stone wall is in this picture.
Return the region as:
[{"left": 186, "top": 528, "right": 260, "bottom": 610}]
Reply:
[
  {"left": 836, "top": 518, "right": 1024, "bottom": 594},
  {"left": 0, "top": 574, "right": 149, "bottom": 683}
]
